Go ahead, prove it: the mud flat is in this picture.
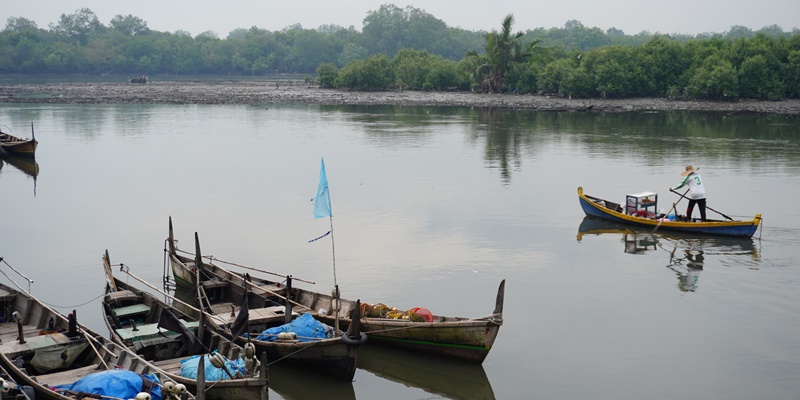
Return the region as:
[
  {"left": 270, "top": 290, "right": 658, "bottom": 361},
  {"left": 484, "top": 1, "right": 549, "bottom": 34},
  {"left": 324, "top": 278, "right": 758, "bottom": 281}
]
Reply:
[{"left": 2, "top": 80, "right": 800, "bottom": 115}]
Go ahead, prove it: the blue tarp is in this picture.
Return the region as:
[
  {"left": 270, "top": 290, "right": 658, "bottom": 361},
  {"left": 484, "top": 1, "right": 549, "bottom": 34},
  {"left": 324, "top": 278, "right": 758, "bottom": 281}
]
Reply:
[
  {"left": 54, "top": 369, "right": 162, "bottom": 400},
  {"left": 179, "top": 353, "right": 246, "bottom": 381},
  {"left": 255, "top": 312, "right": 333, "bottom": 342}
]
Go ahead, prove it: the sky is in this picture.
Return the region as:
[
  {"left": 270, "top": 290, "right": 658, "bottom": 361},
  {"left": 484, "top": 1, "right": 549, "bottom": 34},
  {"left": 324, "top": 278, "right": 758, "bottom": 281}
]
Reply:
[{"left": 3, "top": 0, "right": 799, "bottom": 37}]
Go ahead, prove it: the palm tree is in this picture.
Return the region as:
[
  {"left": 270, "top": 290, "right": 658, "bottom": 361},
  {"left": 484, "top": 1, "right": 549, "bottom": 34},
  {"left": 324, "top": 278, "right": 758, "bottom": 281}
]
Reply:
[{"left": 467, "top": 14, "right": 539, "bottom": 93}]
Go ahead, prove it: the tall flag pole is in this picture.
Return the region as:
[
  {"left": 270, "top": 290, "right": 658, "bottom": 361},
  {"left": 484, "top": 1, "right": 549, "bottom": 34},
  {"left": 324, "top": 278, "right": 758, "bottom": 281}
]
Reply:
[{"left": 312, "top": 158, "right": 341, "bottom": 332}]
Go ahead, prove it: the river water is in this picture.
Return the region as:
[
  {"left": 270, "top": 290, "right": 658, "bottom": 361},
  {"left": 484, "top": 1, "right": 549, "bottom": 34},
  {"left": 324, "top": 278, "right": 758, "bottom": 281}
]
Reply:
[{"left": 1, "top": 103, "right": 799, "bottom": 400}]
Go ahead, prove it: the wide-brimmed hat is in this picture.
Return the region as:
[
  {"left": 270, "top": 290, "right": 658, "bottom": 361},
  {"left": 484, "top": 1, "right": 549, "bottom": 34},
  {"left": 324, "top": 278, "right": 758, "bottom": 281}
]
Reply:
[{"left": 680, "top": 165, "right": 699, "bottom": 176}]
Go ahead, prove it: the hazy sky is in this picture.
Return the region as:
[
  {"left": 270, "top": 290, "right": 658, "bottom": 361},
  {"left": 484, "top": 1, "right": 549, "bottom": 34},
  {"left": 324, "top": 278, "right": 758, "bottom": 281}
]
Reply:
[{"left": 4, "top": 0, "right": 799, "bottom": 37}]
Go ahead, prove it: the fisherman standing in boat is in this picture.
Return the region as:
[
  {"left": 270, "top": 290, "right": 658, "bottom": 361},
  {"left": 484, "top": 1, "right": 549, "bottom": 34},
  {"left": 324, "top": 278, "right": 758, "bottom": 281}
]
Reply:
[{"left": 672, "top": 165, "right": 707, "bottom": 222}]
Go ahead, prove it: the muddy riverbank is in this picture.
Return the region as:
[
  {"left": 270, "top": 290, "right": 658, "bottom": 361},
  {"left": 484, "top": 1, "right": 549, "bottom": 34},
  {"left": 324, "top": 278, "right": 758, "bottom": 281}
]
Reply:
[{"left": 2, "top": 80, "right": 800, "bottom": 114}]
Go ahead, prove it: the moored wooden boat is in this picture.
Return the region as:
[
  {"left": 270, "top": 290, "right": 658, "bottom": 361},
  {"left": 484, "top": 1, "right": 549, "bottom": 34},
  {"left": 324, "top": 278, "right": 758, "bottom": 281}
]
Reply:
[
  {"left": 129, "top": 75, "right": 148, "bottom": 84},
  {"left": 164, "top": 232, "right": 365, "bottom": 381},
  {"left": 0, "top": 124, "right": 37, "bottom": 157},
  {"left": 102, "top": 251, "right": 269, "bottom": 400},
  {"left": 166, "top": 217, "right": 504, "bottom": 364},
  {"left": 578, "top": 186, "right": 762, "bottom": 238},
  {"left": 0, "top": 276, "right": 195, "bottom": 400}
]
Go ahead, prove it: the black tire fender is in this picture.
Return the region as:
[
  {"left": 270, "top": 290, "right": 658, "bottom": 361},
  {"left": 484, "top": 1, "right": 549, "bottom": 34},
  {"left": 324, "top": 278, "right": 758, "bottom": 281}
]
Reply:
[{"left": 340, "top": 332, "right": 368, "bottom": 346}]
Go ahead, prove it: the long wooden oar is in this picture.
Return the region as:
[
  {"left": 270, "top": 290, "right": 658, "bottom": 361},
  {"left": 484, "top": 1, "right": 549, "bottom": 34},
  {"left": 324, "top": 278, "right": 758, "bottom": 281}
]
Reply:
[
  {"left": 669, "top": 188, "right": 733, "bottom": 220},
  {"left": 652, "top": 189, "right": 688, "bottom": 234}
]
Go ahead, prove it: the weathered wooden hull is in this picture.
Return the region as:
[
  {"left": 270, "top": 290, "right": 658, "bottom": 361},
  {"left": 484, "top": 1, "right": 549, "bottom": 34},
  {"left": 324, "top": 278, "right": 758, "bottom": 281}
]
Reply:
[
  {"left": 167, "top": 218, "right": 504, "bottom": 364},
  {"left": 0, "top": 282, "right": 187, "bottom": 400},
  {"left": 0, "top": 132, "right": 37, "bottom": 157},
  {"left": 578, "top": 187, "right": 762, "bottom": 238},
  {"left": 336, "top": 316, "right": 501, "bottom": 363},
  {"left": 169, "top": 255, "right": 361, "bottom": 381},
  {"left": 102, "top": 261, "right": 269, "bottom": 400}
]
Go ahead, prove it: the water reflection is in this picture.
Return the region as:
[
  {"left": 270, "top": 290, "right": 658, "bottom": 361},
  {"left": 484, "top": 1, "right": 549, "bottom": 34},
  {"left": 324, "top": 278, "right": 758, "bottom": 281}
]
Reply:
[
  {"left": 666, "top": 250, "right": 705, "bottom": 292},
  {"left": 577, "top": 216, "right": 759, "bottom": 257},
  {"left": 577, "top": 216, "right": 761, "bottom": 291},
  {"left": 357, "top": 345, "right": 495, "bottom": 400},
  {"left": 269, "top": 364, "right": 356, "bottom": 400},
  {"left": 0, "top": 151, "right": 38, "bottom": 196}
]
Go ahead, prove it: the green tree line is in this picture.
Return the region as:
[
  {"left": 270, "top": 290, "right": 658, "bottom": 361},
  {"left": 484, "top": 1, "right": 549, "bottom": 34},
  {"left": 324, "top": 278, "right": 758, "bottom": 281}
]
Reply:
[{"left": 3, "top": 5, "right": 799, "bottom": 100}]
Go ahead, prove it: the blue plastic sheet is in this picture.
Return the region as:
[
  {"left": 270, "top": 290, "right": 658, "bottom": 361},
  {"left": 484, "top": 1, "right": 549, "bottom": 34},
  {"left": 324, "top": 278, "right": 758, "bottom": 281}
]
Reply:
[
  {"left": 54, "top": 369, "right": 162, "bottom": 400},
  {"left": 179, "top": 353, "right": 246, "bottom": 381},
  {"left": 255, "top": 312, "right": 333, "bottom": 342}
]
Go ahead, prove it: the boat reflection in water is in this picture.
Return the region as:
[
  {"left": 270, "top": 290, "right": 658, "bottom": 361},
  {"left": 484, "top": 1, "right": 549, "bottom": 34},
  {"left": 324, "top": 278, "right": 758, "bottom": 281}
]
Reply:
[
  {"left": 0, "top": 151, "right": 39, "bottom": 196},
  {"left": 268, "top": 364, "right": 356, "bottom": 400},
  {"left": 577, "top": 216, "right": 760, "bottom": 292},
  {"left": 357, "top": 344, "right": 495, "bottom": 400},
  {"left": 172, "top": 288, "right": 494, "bottom": 399}
]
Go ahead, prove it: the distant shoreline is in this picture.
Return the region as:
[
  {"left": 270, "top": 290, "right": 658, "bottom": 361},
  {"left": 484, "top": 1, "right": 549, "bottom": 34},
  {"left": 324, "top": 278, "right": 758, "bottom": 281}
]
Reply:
[{"left": 2, "top": 80, "right": 800, "bottom": 115}]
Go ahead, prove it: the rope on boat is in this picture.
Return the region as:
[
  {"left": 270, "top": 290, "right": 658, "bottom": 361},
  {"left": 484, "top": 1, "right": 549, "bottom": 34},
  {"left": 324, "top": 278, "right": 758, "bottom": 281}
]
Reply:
[
  {"left": 263, "top": 339, "right": 325, "bottom": 366},
  {"left": 41, "top": 292, "right": 105, "bottom": 309},
  {"left": 181, "top": 259, "right": 313, "bottom": 313},
  {"left": 172, "top": 247, "right": 315, "bottom": 284},
  {"left": 0, "top": 257, "right": 33, "bottom": 292}
]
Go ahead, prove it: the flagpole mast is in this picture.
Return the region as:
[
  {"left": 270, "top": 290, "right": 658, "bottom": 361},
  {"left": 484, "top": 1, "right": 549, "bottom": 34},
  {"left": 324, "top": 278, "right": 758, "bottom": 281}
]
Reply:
[
  {"left": 313, "top": 158, "right": 342, "bottom": 333},
  {"left": 329, "top": 215, "right": 337, "bottom": 285},
  {"left": 329, "top": 214, "right": 340, "bottom": 333}
]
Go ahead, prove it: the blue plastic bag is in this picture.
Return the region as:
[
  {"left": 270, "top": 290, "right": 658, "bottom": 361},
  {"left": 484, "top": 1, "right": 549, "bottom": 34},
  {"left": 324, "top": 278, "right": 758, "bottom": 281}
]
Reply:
[
  {"left": 54, "top": 369, "right": 162, "bottom": 400},
  {"left": 255, "top": 312, "right": 333, "bottom": 342}
]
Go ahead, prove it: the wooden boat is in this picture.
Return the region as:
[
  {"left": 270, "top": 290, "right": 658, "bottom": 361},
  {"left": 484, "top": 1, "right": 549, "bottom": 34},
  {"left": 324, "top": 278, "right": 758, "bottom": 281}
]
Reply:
[
  {"left": 102, "top": 251, "right": 269, "bottom": 400},
  {"left": 578, "top": 187, "right": 762, "bottom": 238},
  {"left": 166, "top": 217, "right": 504, "bottom": 364},
  {"left": 0, "top": 278, "right": 196, "bottom": 400},
  {"left": 129, "top": 75, "right": 148, "bottom": 84},
  {"left": 164, "top": 231, "right": 365, "bottom": 381},
  {"left": 0, "top": 124, "right": 37, "bottom": 157}
]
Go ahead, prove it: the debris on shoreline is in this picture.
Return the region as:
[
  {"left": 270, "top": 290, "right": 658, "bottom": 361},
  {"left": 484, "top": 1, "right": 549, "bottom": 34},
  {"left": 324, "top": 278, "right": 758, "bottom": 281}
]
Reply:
[{"left": 2, "top": 81, "right": 799, "bottom": 115}]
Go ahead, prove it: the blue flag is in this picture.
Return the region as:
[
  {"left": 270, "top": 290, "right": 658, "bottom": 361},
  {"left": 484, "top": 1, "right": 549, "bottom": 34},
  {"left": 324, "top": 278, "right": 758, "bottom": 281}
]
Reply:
[{"left": 313, "top": 158, "right": 332, "bottom": 218}]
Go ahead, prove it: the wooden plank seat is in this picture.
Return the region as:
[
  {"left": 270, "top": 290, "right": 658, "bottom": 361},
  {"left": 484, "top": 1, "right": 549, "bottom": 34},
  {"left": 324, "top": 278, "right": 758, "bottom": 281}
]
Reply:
[
  {"left": 116, "top": 321, "right": 200, "bottom": 343},
  {"left": 112, "top": 304, "right": 151, "bottom": 319},
  {"left": 0, "top": 330, "right": 76, "bottom": 356}
]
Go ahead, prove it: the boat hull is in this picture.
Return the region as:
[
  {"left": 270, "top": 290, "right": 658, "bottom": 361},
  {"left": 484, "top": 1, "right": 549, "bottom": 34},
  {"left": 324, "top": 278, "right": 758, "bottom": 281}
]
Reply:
[
  {"left": 0, "top": 132, "right": 37, "bottom": 157},
  {"left": 102, "top": 266, "right": 269, "bottom": 400},
  {"left": 578, "top": 187, "right": 761, "bottom": 238},
  {"left": 171, "top": 251, "right": 502, "bottom": 364},
  {"left": 0, "top": 282, "right": 191, "bottom": 400}
]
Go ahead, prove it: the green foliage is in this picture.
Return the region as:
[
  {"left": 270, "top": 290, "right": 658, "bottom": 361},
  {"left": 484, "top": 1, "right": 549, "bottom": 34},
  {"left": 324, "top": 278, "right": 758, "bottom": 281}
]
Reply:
[
  {"left": 335, "top": 54, "right": 393, "bottom": 90},
  {"left": 685, "top": 56, "right": 740, "bottom": 100},
  {"left": 468, "top": 14, "right": 540, "bottom": 93},
  {"left": 2, "top": 7, "right": 800, "bottom": 101},
  {"left": 316, "top": 63, "right": 339, "bottom": 88}
]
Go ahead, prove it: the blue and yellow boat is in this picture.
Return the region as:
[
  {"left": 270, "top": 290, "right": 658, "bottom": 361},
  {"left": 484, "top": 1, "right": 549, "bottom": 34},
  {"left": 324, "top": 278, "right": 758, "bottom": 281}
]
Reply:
[{"left": 578, "top": 187, "right": 762, "bottom": 238}]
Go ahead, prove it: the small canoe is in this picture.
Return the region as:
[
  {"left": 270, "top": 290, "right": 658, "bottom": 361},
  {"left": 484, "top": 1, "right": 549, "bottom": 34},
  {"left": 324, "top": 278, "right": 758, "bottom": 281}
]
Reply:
[
  {"left": 578, "top": 186, "right": 762, "bottom": 238},
  {"left": 0, "top": 125, "right": 37, "bottom": 157}
]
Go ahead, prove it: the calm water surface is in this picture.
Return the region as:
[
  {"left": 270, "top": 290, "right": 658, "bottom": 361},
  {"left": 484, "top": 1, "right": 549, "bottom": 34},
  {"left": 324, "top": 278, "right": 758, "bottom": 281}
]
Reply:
[{"left": 1, "top": 103, "right": 800, "bottom": 400}]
